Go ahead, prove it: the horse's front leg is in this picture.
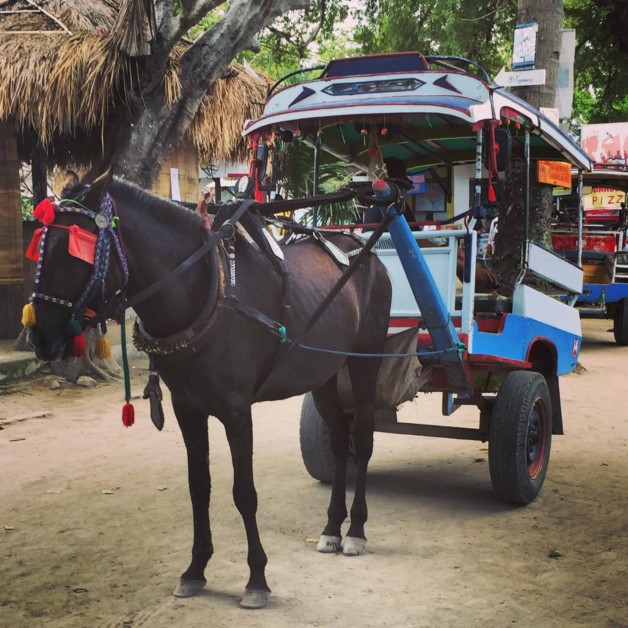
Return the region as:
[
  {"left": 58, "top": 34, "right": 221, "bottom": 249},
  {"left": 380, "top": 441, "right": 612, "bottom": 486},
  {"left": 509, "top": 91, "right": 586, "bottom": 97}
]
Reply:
[
  {"left": 312, "top": 378, "right": 352, "bottom": 554},
  {"left": 171, "top": 396, "right": 213, "bottom": 598},
  {"left": 342, "top": 400, "right": 374, "bottom": 556},
  {"left": 223, "top": 405, "right": 270, "bottom": 609}
]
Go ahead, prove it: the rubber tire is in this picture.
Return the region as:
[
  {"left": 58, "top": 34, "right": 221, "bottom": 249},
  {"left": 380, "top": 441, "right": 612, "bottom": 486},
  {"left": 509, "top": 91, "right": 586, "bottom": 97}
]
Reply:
[
  {"left": 613, "top": 297, "right": 628, "bottom": 345},
  {"left": 489, "top": 371, "right": 552, "bottom": 505},
  {"left": 299, "top": 393, "right": 334, "bottom": 483}
]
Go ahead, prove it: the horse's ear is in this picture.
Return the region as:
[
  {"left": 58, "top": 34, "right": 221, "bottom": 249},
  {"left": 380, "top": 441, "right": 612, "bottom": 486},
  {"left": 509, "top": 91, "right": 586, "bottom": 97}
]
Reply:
[{"left": 82, "top": 166, "right": 115, "bottom": 210}]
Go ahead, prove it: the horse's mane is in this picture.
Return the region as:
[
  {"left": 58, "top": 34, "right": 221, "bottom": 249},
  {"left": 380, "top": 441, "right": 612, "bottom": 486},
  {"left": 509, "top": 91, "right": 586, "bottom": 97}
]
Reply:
[
  {"left": 111, "top": 178, "right": 203, "bottom": 231},
  {"left": 61, "top": 177, "right": 203, "bottom": 232}
]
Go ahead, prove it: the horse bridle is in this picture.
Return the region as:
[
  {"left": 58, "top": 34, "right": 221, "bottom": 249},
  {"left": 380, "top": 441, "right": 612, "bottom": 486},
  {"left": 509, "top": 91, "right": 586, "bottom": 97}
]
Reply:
[{"left": 29, "top": 194, "right": 129, "bottom": 332}]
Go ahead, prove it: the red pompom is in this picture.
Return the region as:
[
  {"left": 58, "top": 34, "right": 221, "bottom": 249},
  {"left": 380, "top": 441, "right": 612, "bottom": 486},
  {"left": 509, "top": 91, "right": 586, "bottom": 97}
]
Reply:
[
  {"left": 122, "top": 402, "right": 135, "bottom": 427},
  {"left": 33, "top": 199, "right": 56, "bottom": 225},
  {"left": 71, "top": 333, "right": 85, "bottom": 357}
]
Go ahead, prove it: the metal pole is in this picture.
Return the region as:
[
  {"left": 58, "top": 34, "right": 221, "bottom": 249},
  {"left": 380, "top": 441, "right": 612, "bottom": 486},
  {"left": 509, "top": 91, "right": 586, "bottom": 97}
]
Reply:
[
  {"left": 474, "top": 130, "right": 483, "bottom": 209},
  {"left": 523, "top": 127, "right": 530, "bottom": 266},
  {"left": 312, "top": 139, "right": 320, "bottom": 227},
  {"left": 577, "top": 169, "right": 584, "bottom": 268},
  {"left": 213, "top": 176, "right": 221, "bottom": 203}
]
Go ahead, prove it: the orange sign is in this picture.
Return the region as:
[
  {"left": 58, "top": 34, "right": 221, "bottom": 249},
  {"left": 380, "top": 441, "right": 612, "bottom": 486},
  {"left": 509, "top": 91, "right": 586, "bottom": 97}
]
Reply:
[{"left": 537, "top": 161, "right": 572, "bottom": 187}]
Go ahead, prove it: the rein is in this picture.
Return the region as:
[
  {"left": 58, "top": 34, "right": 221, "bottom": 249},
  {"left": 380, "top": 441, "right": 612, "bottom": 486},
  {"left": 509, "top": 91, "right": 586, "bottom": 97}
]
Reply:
[{"left": 124, "top": 200, "right": 255, "bottom": 310}]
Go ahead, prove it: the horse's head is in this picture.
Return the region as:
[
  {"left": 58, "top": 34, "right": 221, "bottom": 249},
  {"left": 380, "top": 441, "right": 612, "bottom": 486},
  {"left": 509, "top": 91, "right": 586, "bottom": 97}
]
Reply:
[{"left": 25, "top": 169, "right": 127, "bottom": 361}]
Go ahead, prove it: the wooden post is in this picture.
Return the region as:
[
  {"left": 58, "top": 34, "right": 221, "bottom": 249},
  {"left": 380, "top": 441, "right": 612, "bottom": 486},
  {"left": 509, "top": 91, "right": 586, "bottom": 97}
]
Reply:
[{"left": 0, "top": 121, "right": 24, "bottom": 338}]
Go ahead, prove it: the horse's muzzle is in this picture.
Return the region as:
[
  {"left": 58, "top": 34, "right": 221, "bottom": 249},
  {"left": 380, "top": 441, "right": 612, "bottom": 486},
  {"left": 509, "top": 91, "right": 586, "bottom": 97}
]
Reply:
[{"left": 27, "top": 327, "right": 66, "bottom": 362}]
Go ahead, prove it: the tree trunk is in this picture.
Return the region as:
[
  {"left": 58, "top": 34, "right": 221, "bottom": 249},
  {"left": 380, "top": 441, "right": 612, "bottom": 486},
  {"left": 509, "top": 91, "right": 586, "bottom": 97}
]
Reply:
[
  {"left": 493, "top": 0, "right": 564, "bottom": 294},
  {"left": 106, "top": 0, "right": 309, "bottom": 189}
]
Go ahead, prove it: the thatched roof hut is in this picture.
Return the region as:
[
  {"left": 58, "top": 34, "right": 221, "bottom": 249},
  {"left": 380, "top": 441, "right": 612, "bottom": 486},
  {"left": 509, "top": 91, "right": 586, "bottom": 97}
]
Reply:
[
  {"left": 0, "top": 0, "right": 267, "bottom": 338},
  {"left": 0, "top": 0, "right": 267, "bottom": 168}
]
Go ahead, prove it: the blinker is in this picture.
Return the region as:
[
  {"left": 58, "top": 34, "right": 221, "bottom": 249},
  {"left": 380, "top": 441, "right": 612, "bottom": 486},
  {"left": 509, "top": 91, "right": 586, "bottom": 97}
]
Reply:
[{"left": 24, "top": 224, "right": 97, "bottom": 265}]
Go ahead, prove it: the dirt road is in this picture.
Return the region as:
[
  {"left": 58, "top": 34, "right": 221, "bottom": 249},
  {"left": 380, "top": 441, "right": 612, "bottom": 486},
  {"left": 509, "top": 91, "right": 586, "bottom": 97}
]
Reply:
[{"left": 1, "top": 319, "right": 626, "bottom": 627}]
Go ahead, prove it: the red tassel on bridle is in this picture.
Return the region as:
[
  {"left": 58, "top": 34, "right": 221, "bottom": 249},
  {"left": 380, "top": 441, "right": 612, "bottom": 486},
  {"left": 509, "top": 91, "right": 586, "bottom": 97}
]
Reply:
[
  {"left": 33, "top": 198, "right": 56, "bottom": 225},
  {"left": 70, "top": 332, "right": 85, "bottom": 357},
  {"left": 122, "top": 402, "right": 135, "bottom": 427}
]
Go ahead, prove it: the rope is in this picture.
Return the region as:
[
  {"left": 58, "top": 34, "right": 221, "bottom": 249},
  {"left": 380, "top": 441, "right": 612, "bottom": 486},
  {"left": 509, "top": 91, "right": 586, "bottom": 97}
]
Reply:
[
  {"left": 296, "top": 342, "right": 466, "bottom": 358},
  {"left": 119, "top": 310, "right": 132, "bottom": 403}
]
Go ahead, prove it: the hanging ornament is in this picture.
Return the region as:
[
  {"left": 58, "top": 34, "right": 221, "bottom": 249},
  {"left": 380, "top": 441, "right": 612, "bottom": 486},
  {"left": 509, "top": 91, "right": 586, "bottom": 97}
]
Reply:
[
  {"left": 70, "top": 333, "right": 85, "bottom": 357},
  {"left": 95, "top": 335, "right": 112, "bottom": 359},
  {"left": 21, "top": 302, "right": 36, "bottom": 327},
  {"left": 33, "top": 199, "right": 56, "bottom": 225},
  {"left": 122, "top": 402, "right": 135, "bottom": 427},
  {"left": 381, "top": 127, "right": 388, "bottom": 136}
]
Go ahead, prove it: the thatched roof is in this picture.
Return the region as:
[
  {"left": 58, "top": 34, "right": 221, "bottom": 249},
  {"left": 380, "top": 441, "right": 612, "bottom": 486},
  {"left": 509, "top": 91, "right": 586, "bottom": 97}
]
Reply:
[{"left": 0, "top": 0, "right": 266, "bottom": 167}]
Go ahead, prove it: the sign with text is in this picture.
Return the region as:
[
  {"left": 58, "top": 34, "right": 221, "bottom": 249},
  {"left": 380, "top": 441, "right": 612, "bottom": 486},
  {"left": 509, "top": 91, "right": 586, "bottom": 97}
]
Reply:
[
  {"left": 583, "top": 188, "right": 626, "bottom": 210},
  {"left": 494, "top": 67, "right": 546, "bottom": 87},
  {"left": 537, "top": 161, "right": 572, "bottom": 187},
  {"left": 513, "top": 22, "right": 538, "bottom": 70}
]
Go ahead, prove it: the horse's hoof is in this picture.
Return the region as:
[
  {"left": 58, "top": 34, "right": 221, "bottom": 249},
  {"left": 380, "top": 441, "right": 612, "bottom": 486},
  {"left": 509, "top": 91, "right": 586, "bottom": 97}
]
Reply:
[
  {"left": 317, "top": 534, "right": 342, "bottom": 553},
  {"left": 341, "top": 536, "right": 367, "bottom": 556},
  {"left": 173, "top": 578, "right": 206, "bottom": 597},
  {"left": 240, "top": 588, "right": 270, "bottom": 609}
]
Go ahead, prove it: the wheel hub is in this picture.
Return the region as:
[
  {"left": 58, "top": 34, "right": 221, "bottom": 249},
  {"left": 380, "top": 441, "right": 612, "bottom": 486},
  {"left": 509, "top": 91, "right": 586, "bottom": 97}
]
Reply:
[{"left": 526, "top": 407, "right": 545, "bottom": 478}]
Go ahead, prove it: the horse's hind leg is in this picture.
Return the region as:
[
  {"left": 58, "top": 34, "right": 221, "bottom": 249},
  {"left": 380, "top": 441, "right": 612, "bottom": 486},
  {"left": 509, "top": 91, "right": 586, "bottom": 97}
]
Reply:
[
  {"left": 223, "top": 405, "right": 270, "bottom": 609},
  {"left": 171, "top": 397, "right": 213, "bottom": 598},
  {"left": 312, "top": 377, "right": 352, "bottom": 553},
  {"left": 341, "top": 356, "right": 380, "bottom": 556}
]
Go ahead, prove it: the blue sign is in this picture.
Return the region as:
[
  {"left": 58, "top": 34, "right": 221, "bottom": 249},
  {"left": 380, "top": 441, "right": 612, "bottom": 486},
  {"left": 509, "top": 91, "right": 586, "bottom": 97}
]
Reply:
[{"left": 408, "top": 174, "right": 426, "bottom": 195}]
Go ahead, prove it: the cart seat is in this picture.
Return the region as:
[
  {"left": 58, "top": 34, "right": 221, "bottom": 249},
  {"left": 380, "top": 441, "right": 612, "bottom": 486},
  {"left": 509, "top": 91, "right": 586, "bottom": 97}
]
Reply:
[{"left": 455, "top": 294, "right": 512, "bottom": 315}]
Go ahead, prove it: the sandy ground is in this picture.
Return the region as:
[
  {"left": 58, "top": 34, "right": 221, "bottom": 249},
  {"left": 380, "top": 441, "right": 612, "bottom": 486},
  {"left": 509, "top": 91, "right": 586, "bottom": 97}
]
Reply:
[{"left": 0, "top": 318, "right": 626, "bottom": 628}]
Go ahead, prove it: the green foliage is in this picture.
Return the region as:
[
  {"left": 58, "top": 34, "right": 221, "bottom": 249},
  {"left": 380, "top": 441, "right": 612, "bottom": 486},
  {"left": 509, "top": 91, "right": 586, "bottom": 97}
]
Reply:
[
  {"left": 21, "top": 196, "right": 33, "bottom": 220},
  {"left": 352, "top": 0, "right": 515, "bottom": 77},
  {"left": 280, "top": 141, "right": 361, "bottom": 225},
  {"left": 240, "top": 0, "right": 356, "bottom": 80},
  {"left": 565, "top": 0, "right": 628, "bottom": 124},
  {"left": 187, "top": 4, "right": 226, "bottom": 41}
]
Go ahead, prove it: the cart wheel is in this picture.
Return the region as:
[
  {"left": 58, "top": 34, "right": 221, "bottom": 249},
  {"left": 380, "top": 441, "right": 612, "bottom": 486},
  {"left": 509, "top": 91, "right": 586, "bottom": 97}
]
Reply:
[
  {"left": 489, "top": 371, "right": 552, "bottom": 505},
  {"left": 613, "top": 297, "right": 628, "bottom": 345},
  {"left": 299, "top": 393, "right": 334, "bottom": 483}
]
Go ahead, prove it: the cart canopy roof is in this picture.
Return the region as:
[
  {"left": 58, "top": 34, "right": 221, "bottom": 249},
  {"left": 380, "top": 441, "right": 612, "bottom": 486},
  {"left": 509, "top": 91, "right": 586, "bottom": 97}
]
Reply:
[
  {"left": 578, "top": 165, "right": 628, "bottom": 191},
  {"left": 244, "top": 52, "right": 592, "bottom": 175}
]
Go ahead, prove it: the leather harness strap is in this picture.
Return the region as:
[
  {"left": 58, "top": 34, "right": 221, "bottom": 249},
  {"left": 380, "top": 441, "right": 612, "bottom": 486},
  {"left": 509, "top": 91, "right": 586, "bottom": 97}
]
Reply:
[{"left": 124, "top": 200, "right": 255, "bottom": 310}]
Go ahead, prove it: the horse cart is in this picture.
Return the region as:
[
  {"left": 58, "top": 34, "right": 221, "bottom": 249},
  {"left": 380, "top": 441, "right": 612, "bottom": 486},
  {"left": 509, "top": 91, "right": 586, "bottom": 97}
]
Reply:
[
  {"left": 242, "top": 52, "right": 592, "bottom": 505},
  {"left": 551, "top": 166, "right": 628, "bottom": 344}
]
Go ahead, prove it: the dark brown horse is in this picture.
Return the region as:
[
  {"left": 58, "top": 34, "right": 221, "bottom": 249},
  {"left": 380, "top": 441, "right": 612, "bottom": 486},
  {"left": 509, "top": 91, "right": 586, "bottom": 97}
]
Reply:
[{"left": 26, "top": 173, "right": 392, "bottom": 609}]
